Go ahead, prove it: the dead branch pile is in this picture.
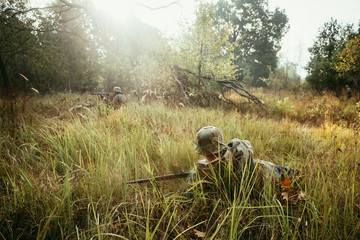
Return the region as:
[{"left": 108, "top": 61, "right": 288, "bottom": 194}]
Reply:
[
  {"left": 171, "top": 65, "right": 264, "bottom": 106},
  {"left": 217, "top": 79, "right": 264, "bottom": 105}
]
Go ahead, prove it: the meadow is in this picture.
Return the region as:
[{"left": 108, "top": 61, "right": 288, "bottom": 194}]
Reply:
[{"left": 0, "top": 91, "right": 359, "bottom": 239}]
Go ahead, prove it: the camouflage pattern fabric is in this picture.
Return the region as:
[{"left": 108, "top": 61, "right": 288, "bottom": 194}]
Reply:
[
  {"left": 255, "top": 159, "right": 299, "bottom": 182},
  {"left": 189, "top": 138, "right": 254, "bottom": 183},
  {"left": 190, "top": 138, "right": 298, "bottom": 184},
  {"left": 195, "top": 126, "right": 227, "bottom": 155},
  {"left": 113, "top": 93, "right": 126, "bottom": 108}
]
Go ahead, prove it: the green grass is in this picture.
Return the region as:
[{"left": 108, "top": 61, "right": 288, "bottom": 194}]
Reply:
[{"left": 0, "top": 92, "right": 359, "bottom": 239}]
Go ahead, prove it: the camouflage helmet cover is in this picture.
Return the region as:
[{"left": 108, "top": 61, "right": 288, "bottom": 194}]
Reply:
[
  {"left": 113, "top": 86, "right": 122, "bottom": 93},
  {"left": 195, "top": 126, "right": 226, "bottom": 155}
]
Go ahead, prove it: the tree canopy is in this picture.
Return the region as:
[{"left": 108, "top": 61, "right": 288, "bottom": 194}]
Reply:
[
  {"left": 334, "top": 34, "right": 360, "bottom": 89},
  {"left": 214, "top": 0, "right": 289, "bottom": 87},
  {"left": 306, "top": 19, "right": 359, "bottom": 93},
  {"left": 0, "top": 0, "right": 292, "bottom": 103}
]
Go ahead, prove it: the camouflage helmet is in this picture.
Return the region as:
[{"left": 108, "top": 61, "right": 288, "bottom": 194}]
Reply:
[
  {"left": 195, "top": 126, "right": 227, "bottom": 155},
  {"left": 113, "top": 86, "right": 122, "bottom": 93}
]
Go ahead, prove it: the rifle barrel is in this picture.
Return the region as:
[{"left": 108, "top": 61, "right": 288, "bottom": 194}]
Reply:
[{"left": 127, "top": 172, "right": 190, "bottom": 184}]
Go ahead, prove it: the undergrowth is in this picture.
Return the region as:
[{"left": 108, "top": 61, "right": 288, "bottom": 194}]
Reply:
[{"left": 0, "top": 92, "right": 359, "bottom": 239}]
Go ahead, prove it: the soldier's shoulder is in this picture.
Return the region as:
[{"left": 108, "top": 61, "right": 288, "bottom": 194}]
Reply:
[
  {"left": 226, "top": 138, "right": 253, "bottom": 161},
  {"left": 227, "top": 138, "right": 253, "bottom": 154},
  {"left": 228, "top": 138, "right": 252, "bottom": 148}
]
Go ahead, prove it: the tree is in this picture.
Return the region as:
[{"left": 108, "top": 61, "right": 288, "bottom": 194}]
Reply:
[
  {"left": 0, "top": 0, "right": 38, "bottom": 95},
  {"left": 264, "top": 61, "right": 301, "bottom": 91},
  {"left": 306, "top": 19, "right": 356, "bottom": 93},
  {"left": 0, "top": 0, "right": 102, "bottom": 94},
  {"left": 334, "top": 34, "right": 360, "bottom": 90},
  {"left": 177, "top": 2, "right": 235, "bottom": 89},
  {"left": 95, "top": 15, "right": 170, "bottom": 95},
  {"left": 214, "top": 0, "right": 289, "bottom": 86},
  {"left": 170, "top": 1, "right": 239, "bottom": 105}
]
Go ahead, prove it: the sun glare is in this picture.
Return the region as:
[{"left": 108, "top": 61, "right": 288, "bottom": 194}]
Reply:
[{"left": 92, "top": 0, "right": 136, "bottom": 22}]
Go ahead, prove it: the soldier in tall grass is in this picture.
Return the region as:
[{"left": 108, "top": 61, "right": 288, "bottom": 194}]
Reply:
[
  {"left": 189, "top": 126, "right": 299, "bottom": 197},
  {"left": 112, "top": 86, "right": 126, "bottom": 109}
]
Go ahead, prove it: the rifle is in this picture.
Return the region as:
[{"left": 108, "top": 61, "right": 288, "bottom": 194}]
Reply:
[
  {"left": 91, "top": 92, "right": 109, "bottom": 99},
  {"left": 127, "top": 171, "right": 191, "bottom": 184}
]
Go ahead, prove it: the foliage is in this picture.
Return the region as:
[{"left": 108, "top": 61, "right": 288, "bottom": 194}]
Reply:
[
  {"left": 214, "top": 0, "right": 289, "bottom": 86},
  {"left": 177, "top": 2, "right": 236, "bottom": 86},
  {"left": 335, "top": 34, "right": 360, "bottom": 89},
  {"left": 130, "top": 52, "right": 174, "bottom": 100},
  {"left": 227, "top": 87, "right": 360, "bottom": 128},
  {"left": 93, "top": 14, "right": 172, "bottom": 94},
  {"left": 0, "top": 0, "right": 174, "bottom": 96},
  {"left": 269, "top": 96, "right": 294, "bottom": 116},
  {"left": 173, "top": 1, "right": 237, "bottom": 105},
  {"left": 0, "top": 0, "right": 291, "bottom": 106},
  {"left": 1, "top": 93, "right": 360, "bottom": 239},
  {"left": 306, "top": 19, "right": 358, "bottom": 93},
  {"left": 263, "top": 61, "right": 301, "bottom": 91},
  {"left": 0, "top": 0, "right": 38, "bottom": 94},
  {"left": 0, "top": 0, "right": 101, "bottom": 94}
]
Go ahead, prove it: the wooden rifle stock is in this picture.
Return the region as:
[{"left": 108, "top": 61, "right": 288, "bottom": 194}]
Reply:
[{"left": 127, "top": 171, "right": 190, "bottom": 184}]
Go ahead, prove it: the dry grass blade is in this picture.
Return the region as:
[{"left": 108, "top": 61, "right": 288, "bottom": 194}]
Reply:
[
  {"left": 19, "top": 73, "right": 29, "bottom": 81},
  {"left": 1, "top": 95, "right": 359, "bottom": 239},
  {"left": 31, "top": 87, "right": 39, "bottom": 94}
]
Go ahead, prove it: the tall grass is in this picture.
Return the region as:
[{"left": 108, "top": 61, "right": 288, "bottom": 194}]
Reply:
[{"left": 0, "top": 93, "right": 359, "bottom": 239}]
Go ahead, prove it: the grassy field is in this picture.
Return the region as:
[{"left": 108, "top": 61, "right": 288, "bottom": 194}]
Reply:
[{"left": 0, "top": 91, "right": 359, "bottom": 239}]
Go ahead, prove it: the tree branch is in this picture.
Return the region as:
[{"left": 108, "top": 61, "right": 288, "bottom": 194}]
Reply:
[
  {"left": 1, "top": 6, "right": 57, "bottom": 18},
  {"left": 58, "top": 0, "right": 84, "bottom": 10},
  {"left": 137, "top": 1, "right": 180, "bottom": 10},
  {"left": 217, "top": 79, "right": 264, "bottom": 104},
  {"left": 172, "top": 65, "right": 264, "bottom": 105}
]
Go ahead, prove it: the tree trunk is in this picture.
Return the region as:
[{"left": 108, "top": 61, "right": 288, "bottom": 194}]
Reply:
[
  {"left": 198, "top": 42, "right": 204, "bottom": 91},
  {"left": 0, "top": 55, "right": 9, "bottom": 96}
]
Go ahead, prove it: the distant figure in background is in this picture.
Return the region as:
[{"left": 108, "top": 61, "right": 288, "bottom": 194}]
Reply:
[
  {"left": 346, "top": 85, "right": 352, "bottom": 99},
  {"left": 112, "top": 86, "right": 126, "bottom": 109}
]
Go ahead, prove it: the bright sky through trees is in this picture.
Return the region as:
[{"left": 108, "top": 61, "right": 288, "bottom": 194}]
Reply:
[
  {"left": 91, "top": 0, "right": 195, "bottom": 33},
  {"left": 92, "top": 0, "right": 136, "bottom": 22},
  {"left": 31, "top": 0, "right": 360, "bottom": 78},
  {"left": 269, "top": 0, "right": 360, "bottom": 78},
  {"left": 89, "top": 0, "right": 360, "bottom": 78}
]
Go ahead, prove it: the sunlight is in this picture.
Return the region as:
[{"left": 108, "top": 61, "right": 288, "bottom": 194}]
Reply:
[
  {"left": 92, "top": 0, "right": 136, "bottom": 22},
  {"left": 88, "top": 0, "right": 195, "bottom": 36}
]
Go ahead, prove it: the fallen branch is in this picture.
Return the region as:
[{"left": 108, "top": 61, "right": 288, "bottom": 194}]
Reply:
[
  {"left": 170, "top": 65, "right": 264, "bottom": 105},
  {"left": 137, "top": 1, "right": 180, "bottom": 10},
  {"left": 217, "top": 79, "right": 264, "bottom": 105}
]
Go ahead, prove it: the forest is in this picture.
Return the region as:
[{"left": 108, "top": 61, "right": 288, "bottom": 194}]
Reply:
[{"left": 1, "top": 0, "right": 360, "bottom": 239}]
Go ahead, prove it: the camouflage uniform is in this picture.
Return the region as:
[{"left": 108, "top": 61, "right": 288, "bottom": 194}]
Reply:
[
  {"left": 190, "top": 126, "right": 298, "bottom": 185},
  {"left": 112, "top": 86, "right": 126, "bottom": 108}
]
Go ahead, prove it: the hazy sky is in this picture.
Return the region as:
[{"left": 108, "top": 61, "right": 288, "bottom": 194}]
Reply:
[
  {"left": 32, "top": 0, "right": 360, "bottom": 78},
  {"left": 105, "top": 0, "right": 360, "bottom": 78},
  {"left": 269, "top": 0, "right": 360, "bottom": 77}
]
